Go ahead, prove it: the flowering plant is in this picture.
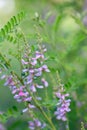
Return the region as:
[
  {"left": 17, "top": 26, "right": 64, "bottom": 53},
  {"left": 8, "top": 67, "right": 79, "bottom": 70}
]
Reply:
[{"left": 0, "top": 12, "right": 71, "bottom": 130}]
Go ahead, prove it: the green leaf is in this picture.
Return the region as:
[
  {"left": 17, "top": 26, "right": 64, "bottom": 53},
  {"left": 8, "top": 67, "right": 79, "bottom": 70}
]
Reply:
[
  {"left": 72, "top": 15, "right": 87, "bottom": 34},
  {"left": 4, "top": 25, "right": 9, "bottom": 33},
  {"left": 10, "top": 17, "right": 15, "bottom": 27},
  {"left": 42, "top": 100, "right": 57, "bottom": 108},
  {"left": 7, "top": 35, "right": 13, "bottom": 42},
  {"left": 12, "top": 106, "right": 18, "bottom": 112},
  {"left": 7, "top": 21, "right": 12, "bottom": 31},
  {"left": 13, "top": 16, "right": 18, "bottom": 25},
  {"left": 0, "top": 11, "right": 25, "bottom": 42},
  {"left": 53, "top": 14, "right": 64, "bottom": 33},
  {"left": 0, "top": 28, "right": 6, "bottom": 37}
]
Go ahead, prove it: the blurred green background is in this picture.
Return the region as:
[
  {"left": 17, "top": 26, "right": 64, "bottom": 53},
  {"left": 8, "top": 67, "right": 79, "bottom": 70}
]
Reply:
[{"left": 0, "top": 0, "right": 87, "bottom": 130}]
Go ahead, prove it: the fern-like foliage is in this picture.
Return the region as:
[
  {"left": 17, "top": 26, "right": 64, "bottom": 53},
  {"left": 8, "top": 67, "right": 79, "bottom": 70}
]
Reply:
[{"left": 0, "top": 11, "right": 25, "bottom": 43}]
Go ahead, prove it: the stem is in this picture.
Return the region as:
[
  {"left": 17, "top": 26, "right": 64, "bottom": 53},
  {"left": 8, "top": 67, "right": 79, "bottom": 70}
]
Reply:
[
  {"left": 11, "top": 71, "right": 24, "bottom": 85},
  {"left": 17, "top": 37, "right": 23, "bottom": 79},
  {"left": 21, "top": 30, "right": 28, "bottom": 46},
  {"left": 30, "top": 92, "right": 56, "bottom": 130},
  {"left": 0, "top": 51, "right": 24, "bottom": 85},
  {"left": 0, "top": 52, "right": 11, "bottom": 68},
  {"left": 66, "top": 119, "right": 70, "bottom": 130}
]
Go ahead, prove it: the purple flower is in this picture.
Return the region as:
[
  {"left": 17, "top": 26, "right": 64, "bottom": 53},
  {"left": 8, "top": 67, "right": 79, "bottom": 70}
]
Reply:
[
  {"left": 22, "top": 108, "right": 28, "bottom": 113},
  {"left": 31, "top": 58, "right": 37, "bottom": 66},
  {"left": 30, "top": 84, "right": 36, "bottom": 92},
  {"left": 21, "top": 44, "right": 50, "bottom": 93},
  {"left": 28, "top": 119, "right": 46, "bottom": 130},
  {"left": 36, "top": 84, "right": 43, "bottom": 89},
  {"left": 34, "top": 119, "right": 41, "bottom": 127},
  {"left": 1, "top": 75, "right": 6, "bottom": 79},
  {"left": 41, "top": 78, "right": 48, "bottom": 87},
  {"left": 35, "top": 51, "right": 44, "bottom": 59},
  {"left": 0, "top": 123, "right": 6, "bottom": 130},
  {"left": 26, "top": 75, "right": 33, "bottom": 84},
  {"left": 18, "top": 90, "right": 27, "bottom": 97},
  {"left": 35, "top": 68, "right": 42, "bottom": 77},
  {"left": 23, "top": 97, "right": 32, "bottom": 102},
  {"left": 42, "top": 65, "right": 50, "bottom": 72},
  {"left": 22, "top": 69, "right": 28, "bottom": 72},
  {"left": 28, "top": 121, "right": 35, "bottom": 130},
  {"left": 21, "top": 59, "right": 29, "bottom": 65},
  {"left": 4, "top": 76, "right": 15, "bottom": 86},
  {"left": 54, "top": 91, "right": 71, "bottom": 121},
  {"left": 29, "top": 69, "right": 35, "bottom": 74},
  {"left": 28, "top": 104, "right": 36, "bottom": 109}
]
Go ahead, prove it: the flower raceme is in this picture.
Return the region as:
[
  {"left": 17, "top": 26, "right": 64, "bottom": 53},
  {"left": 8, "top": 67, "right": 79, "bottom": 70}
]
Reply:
[
  {"left": 21, "top": 45, "right": 50, "bottom": 93},
  {"left": 28, "top": 119, "right": 46, "bottom": 130},
  {"left": 1, "top": 75, "right": 32, "bottom": 103},
  {"left": 54, "top": 91, "right": 71, "bottom": 121}
]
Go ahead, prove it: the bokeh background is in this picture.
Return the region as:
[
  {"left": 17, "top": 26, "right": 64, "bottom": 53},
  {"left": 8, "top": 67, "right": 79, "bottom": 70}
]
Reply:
[{"left": 0, "top": 0, "right": 87, "bottom": 130}]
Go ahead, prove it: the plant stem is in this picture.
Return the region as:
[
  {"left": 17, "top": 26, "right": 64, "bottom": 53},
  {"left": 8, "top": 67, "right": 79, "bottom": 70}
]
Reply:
[
  {"left": 0, "top": 52, "right": 11, "bottom": 69},
  {"left": 30, "top": 92, "right": 56, "bottom": 130},
  {"left": 66, "top": 119, "right": 70, "bottom": 130}
]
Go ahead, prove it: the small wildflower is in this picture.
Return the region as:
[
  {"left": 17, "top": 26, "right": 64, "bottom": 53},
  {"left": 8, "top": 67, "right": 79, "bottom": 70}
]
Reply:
[
  {"left": 22, "top": 108, "right": 28, "bottom": 113},
  {"left": 0, "top": 123, "right": 6, "bottom": 130},
  {"left": 21, "top": 59, "right": 29, "bottom": 65},
  {"left": 30, "top": 84, "right": 36, "bottom": 92},
  {"left": 54, "top": 91, "right": 71, "bottom": 121},
  {"left": 42, "top": 65, "right": 50, "bottom": 72},
  {"left": 41, "top": 78, "right": 48, "bottom": 87},
  {"left": 36, "top": 84, "right": 43, "bottom": 89},
  {"left": 28, "top": 119, "right": 46, "bottom": 130}
]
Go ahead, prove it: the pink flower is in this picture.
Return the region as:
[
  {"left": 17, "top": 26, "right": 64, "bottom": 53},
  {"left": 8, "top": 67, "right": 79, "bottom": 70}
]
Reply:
[
  {"left": 55, "top": 91, "right": 71, "bottom": 121},
  {"left": 28, "top": 119, "right": 46, "bottom": 130},
  {"left": 36, "top": 84, "right": 43, "bottom": 89},
  {"left": 35, "top": 51, "right": 44, "bottom": 59},
  {"left": 21, "top": 59, "right": 29, "bottom": 65},
  {"left": 30, "top": 84, "right": 36, "bottom": 92},
  {"left": 41, "top": 78, "right": 48, "bottom": 87},
  {"left": 31, "top": 59, "right": 37, "bottom": 66},
  {"left": 42, "top": 65, "right": 50, "bottom": 72},
  {"left": 19, "top": 91, "right": 26, "bottom": 96}
]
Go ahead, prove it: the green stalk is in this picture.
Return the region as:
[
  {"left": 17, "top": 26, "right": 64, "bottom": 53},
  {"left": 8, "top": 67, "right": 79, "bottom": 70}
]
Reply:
[
  {"left": 66, "top": 119, "right": 70, "bottom": 130},
  {"left": 29, "top": 91, "right": 56, "bottom": 130}
]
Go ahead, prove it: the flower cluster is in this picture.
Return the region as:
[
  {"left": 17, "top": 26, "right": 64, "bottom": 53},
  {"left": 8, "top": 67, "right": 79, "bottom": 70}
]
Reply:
[
  {"left": 28, "top": 118, "right": 46, "bottom": 130},
  {"left": 1, "top": 44, "right": 50, "bottom": 103},
  {"left": 0, "top": 123, "right": 6, "bottom": 130},
  {"left": 54, "top": 90, "right": 71, "bottom": 121},
  {"left": 1, "top": 75, "right": 32, "bottom": 103},
  {"left": 21, "top": 44, "right": 50, "bottom": 93}
]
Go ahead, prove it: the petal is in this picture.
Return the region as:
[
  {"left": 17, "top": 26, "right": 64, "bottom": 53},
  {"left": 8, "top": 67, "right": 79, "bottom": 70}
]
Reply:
[
  {"left": 36, "top": 84, "right": 43, "bottom": 89},
  {"left": 30, "top": 85, "right": 36, "bottom": 92},
  {"left": 22, "top": 108, "right": 28, "bottom": 113},
  {"left": 21, "top": 59, "right": 28, "bottom": 65},
  {"left": 41, "top": 78, "right": 48, "bottom": 87}
]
